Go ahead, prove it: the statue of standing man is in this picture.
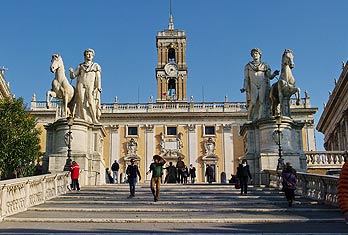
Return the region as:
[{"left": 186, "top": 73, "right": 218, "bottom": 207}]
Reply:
[
  {"left": 69, "top": 49, "right": 102, "bottom": 123},
  {"left": 241, "top": 48, "right": 279, "bottom": 121}
]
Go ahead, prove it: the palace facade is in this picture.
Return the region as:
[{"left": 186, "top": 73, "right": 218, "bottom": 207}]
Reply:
[
  {"left": 317, "top": 63, "right": 348, "bottom": 151},
  {"left": 30, "top": 16, "right": 318, "bottom": 183}
]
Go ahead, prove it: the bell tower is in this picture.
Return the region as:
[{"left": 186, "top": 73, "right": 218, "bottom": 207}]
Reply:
[{"left": 156, "top": 11, "right": 188, "bottom": 102}]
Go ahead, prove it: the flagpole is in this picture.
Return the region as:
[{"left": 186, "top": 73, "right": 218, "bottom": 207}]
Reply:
[
  {"left": 202, "top": 86, "right": 205, "bottom": 103},
  {"left": 137, "top": 85, "right": 140, "bottom": 103}
]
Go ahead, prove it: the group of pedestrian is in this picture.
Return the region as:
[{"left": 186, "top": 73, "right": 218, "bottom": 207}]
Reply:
[
  {"left": 69, "top": 156, "right": 297, "bottom": 207},
  {"left": 234, "top": 159, "right": 297, "bottom": 207},
  {"left": 163, "top": 158, "right": 196, "bottom": 184}
]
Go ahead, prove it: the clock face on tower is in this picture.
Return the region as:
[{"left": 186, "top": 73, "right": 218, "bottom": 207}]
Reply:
[{"left": 164, "top": 63, "right": 178, "bottom": 77}]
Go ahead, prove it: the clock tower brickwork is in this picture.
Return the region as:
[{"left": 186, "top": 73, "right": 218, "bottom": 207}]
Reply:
[{"left": 156, "top": 15, "right": 187, "bottom": 102}]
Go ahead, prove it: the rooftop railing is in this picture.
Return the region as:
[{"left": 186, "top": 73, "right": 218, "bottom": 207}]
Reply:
[{"left": 30, "top": 97, "right": 310, "bottom": 114}]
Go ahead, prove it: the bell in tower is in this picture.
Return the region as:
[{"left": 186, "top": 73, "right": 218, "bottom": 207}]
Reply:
[{"left": 156, "top": 10, "right": 188, "bottom": 103}]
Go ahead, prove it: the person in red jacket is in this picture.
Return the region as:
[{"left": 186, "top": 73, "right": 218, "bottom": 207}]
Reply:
[{"left": 69, "top": 161, "right": 80, "bottom": 191}]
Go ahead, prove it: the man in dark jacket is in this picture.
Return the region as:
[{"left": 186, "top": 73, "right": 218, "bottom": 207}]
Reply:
[
  {"left": 126, "top": 159, "right": 141, "bottom": 198},
  {"left": 236, "top": 159, "right": 252, "bottom": 195},
  {"left": 205, "top": 164, "right": 214, "bottom": 184},
  {"left": 111, "top": 160, "right": 119, "bottom": 184},
  {"left": 176, "top": 157, "right": 185, "bottom": 184}
]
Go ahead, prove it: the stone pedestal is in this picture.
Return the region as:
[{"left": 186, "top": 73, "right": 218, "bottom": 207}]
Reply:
[
  {"left": 240, "top": 116, "right": 306, "bottom": 184},
  {"left": 44, "top": 118, "right": 106, "bottom": 186}
]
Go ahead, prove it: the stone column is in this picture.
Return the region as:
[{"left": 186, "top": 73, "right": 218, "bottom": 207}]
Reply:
[
  {"left": 145, "top": 124, "right": 155, "bottom": 181},
  {"left": 223, "top": 124, "right": 234, "bottom": 177},
  {"left": 187, "top": 124, "right": 198, "bottom": 167}
]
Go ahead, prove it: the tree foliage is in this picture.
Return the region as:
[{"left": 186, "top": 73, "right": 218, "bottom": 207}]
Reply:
[{"left": 0, "top": 97, "right": 41, "bottom": 179}]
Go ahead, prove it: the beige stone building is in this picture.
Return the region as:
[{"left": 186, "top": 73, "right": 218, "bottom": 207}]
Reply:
[
  {"left": 317, "top": 63, "right": 348, "bottom": 151},
  {"left": 30, "top": 16, "right": 317, "bottom": 183}
]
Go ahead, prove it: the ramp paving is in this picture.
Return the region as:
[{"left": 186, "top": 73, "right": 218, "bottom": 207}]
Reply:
[{"left": 0, "top": 184, "right": 347, "bottom": 234}]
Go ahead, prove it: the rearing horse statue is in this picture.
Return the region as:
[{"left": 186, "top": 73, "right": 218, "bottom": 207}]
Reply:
[
  {"left": 270, "top": 49, "right": 300, "bottom": 117},
  {"left": 46, "top": 54, "right": 75, "bottom": 118}
]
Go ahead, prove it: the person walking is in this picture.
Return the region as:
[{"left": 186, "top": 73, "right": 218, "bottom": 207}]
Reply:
[
  {"left": 126, "top": 159, "right": 141, "bottom": 198},
  {"left": 105, "top": 168, "right": 113, "bottom": 183},
  {"left": 69, "top": 161, "right": 80, "bottom": 191},
  {"left": 111, "top": 160, "right": 119, "bottom": 184},
  {"left": 164, "top": 162, "right": 177, "bottom": 184},
  {"left": 182, "top": 165, "right": 188, "bottom": 184},
  {"left": 236, "top": 159, "right": 252, "bottom": 195},
  {"left": 188, "top": 164, "right": 196, "bottom": 184},
  {"left": 282, "top": 162, "right": 297, "bottom": 207},
  {"left": 146, "top": 155, "right": 166, "bottom": 202},
  {"left": 176, "top": 157, "right": 185, "bottom": 184},
  {"left": 205, "top": 164, "right": 214, "bottom": 184}
]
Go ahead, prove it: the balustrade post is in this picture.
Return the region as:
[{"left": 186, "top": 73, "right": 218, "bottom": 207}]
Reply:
[
  {"left": 24, "top": 180, "right": 30, "bottom": 208},
  {"left": 0, "top": 185, "right": 7, "bottom": 218},
  {"left": 54, "top": 175, "right": 58, "bottom": 196},
  {"left": 42, "top": 176, "right": 46, "bottom": 200},
  {"left": 320, "top": 178, "right": 327, "bottom": 202}
]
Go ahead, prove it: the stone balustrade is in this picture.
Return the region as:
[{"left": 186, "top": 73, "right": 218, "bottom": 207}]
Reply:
[
  {"left": 0, "top": 172, "right": 70, "bottom": 221},
  {"left": 30, "top": 97, "right": 309, "bottom": 114},
  {"left": 305, "top": 151, "right": 346, "bottom": 170},
  {"left": 267, "top": 170, "right": 339, "bottom": 206},
  {"left": 0, "top": 170, "right": 340, "bottom": 221}
]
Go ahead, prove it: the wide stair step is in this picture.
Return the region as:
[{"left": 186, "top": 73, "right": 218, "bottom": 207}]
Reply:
[{"left": 3, "top": 184, "right": 343, "bottom": 224}]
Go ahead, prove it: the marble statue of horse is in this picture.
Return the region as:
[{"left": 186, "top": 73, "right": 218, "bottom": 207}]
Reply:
[
  {"left": 46, "top": 54, "right": 75, "bottom": 117},
  {"left": 270, "top": 49, "right": 300, "bottom": 116}
]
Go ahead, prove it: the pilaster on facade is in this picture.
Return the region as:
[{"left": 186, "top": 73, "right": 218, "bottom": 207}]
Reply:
[{"left": 109, "top": 125, "right": 120, "bottom": 166}]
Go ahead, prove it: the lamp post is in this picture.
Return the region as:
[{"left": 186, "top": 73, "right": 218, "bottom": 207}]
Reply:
[
  {"left": 273, "top": 115, "right": 284, "bottom": 173},
  {"left": 63, "top": 116, "right": 73, "bottom": 171}
]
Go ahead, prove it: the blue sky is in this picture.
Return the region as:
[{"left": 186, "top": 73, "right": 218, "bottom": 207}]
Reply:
[{"left": 1, "top": 0, "right": 348, "bottom": 150}]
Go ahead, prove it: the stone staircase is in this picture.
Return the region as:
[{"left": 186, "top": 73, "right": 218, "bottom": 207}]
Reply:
[{"left": 0, "top": 184, "right": 347, "bottom": 234}]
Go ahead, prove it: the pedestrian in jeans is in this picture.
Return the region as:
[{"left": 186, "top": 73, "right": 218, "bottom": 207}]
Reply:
[
  {"left": 69, "top": 161, "right": 80, "bottom": 191},
  {"left": 188, "top": 164, "right": 196, "bottom": 184},
  {"left": 126, "top": 159, "right": 141, "bottom": 198},
  {"left": 146, "top": 155, "right": 166, "bottom": 202},
  {"left": 111, "top": 160, "right": 119, "bottom": 184},
  {"left": 236, "top": 159, "right": 252, "bottom": 195},
  {"left": 176, "top": 157, "right": 185, "bottom": 183}
]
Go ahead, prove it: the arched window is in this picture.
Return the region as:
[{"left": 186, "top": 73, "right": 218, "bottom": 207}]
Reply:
[
  {"left": 168, "top": 47, "right": 176, "bottom": 62},
  {"left": 167, "top": 78, "right": 176, "bottom": 98}
]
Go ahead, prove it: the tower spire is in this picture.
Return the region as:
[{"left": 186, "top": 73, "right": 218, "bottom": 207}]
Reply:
[{"left": 168, "top": 0, "right": 174, "bottom": 30}]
